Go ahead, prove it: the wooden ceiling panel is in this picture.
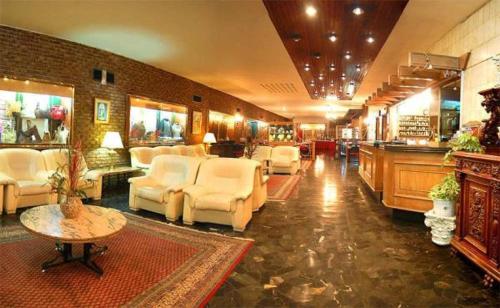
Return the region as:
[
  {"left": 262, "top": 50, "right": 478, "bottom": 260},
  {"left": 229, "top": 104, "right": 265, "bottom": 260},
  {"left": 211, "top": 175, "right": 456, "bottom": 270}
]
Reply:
[{"left": 263, "top": 0, "right": 408, "bottom": 100}]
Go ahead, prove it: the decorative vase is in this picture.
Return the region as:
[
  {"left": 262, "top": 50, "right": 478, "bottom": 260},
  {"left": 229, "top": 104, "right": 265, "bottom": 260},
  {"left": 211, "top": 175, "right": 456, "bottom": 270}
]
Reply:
[
  {"left": 60, "top": 196, "right": 83, "bottom": 219},
  {"left": 432, "top": 199, "right": 455, "bottom": 217}
]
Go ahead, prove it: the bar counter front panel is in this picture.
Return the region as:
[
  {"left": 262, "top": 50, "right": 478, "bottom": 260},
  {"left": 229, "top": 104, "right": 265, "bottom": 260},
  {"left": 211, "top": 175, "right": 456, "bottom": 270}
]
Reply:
[
  {"left": 381, "top": 144, "right": 454, "bottom": 213},
  {"left": 359, "top": 143, "right": 384, "bottom": 193}
]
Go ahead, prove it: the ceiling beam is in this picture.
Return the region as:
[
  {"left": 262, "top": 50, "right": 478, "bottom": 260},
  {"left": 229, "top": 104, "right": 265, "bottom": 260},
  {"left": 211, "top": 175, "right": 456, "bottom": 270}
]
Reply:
[
  {"left": 398, "top": 66, "right": 443, "bottom": 80},
  {"left": 388, "top": 75, "right": 430, "bottom": 88}
]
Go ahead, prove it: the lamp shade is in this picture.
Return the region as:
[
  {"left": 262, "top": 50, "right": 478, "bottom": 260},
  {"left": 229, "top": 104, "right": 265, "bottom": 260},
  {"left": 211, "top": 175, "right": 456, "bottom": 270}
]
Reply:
[
  {"left": 101, "top": 132, "right": 124, "bottom": 149},
  {"left": 203, "top": 132, "right": 216, "bottom": 144}
]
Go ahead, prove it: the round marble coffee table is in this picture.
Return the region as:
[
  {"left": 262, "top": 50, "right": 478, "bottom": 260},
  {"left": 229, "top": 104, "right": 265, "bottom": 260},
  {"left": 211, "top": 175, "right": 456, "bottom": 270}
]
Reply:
[{"left": 20, "top": 204, "right": 127, "bottom": 275}]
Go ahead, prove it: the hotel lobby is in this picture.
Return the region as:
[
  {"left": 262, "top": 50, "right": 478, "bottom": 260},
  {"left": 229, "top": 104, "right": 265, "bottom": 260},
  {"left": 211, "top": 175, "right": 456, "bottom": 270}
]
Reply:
[{"left": 0, "top": 0, "right": 499, "bottom": 306}]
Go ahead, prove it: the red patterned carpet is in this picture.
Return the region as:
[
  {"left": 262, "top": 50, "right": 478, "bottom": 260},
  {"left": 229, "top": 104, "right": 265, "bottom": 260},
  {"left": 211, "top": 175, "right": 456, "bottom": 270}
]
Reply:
[
  {"left": 0, "top": 213, "right": 252, "bottom": 307},
  {"left": 267, "top": 175, "right": 301, "bottom": 201}
]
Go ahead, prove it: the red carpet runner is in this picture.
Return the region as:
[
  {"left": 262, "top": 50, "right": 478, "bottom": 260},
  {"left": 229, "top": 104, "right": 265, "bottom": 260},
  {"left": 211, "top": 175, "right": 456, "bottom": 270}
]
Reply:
[{"left": 0, "top": 213, "right": 252, "bottom": 307}]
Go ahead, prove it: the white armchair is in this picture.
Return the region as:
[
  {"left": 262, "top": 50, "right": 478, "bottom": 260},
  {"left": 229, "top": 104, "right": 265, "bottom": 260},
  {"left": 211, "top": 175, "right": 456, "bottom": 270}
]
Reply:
[
  {"left": 0, "top": 149, "right": 57, "bottom": 214},
  {"left": 154, "top": 146, "right": 176, "bottom": 156},
  {"left": 41, "top": 149, "right": 104, "bottom": 200},
  {"left": 129, "top": 147, "right": 155, "bottom": 171},
  {"left": 182, "top": 158, "right": 256, "bottom": 231},
  {"left": 128, "top": 155, "right": 202, "bottom": 221},
  {"left": 247, "top": 160, "right": 268, "bottom": 212},
  {"left": 270, "top": 146, "right": 300, "bottom": 174},
  {"left": 251, "top": 146, "right": 273, "bottom": 174},
  {"left": 172, "top": 145, "right": 188, "bottom": 156},
  {"left": 186, "top": 144, "right": 218, "bottom": 159}
]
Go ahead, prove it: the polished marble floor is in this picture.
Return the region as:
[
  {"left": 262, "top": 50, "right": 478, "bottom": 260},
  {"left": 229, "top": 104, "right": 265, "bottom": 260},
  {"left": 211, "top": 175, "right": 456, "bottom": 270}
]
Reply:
[{"left": 2, "top": 154, "right": 499, "bottom": 306}]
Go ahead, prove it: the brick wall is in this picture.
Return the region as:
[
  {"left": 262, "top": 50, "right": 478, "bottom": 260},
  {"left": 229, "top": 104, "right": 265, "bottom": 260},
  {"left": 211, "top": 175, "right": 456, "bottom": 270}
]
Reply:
[{"left": 0, "top": 26, "right": 287, "bottom": 168}]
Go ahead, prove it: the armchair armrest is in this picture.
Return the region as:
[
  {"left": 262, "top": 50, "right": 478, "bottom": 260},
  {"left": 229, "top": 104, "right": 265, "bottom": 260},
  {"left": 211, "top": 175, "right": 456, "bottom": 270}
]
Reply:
[
  {"left": 183, "top": 185, "right": 210, "bottom": 200},
  {"left": 0, "top": 172, "right": 15, "bottom": 185},
  {"left": 128, "top": 175, "right": 154, "bottom": 187},
  {"left": 232, "top": 189, "right": 253, "bottom": 201},
  {"left": 84, "top": 169, "right": 104, "bottom": 182}
]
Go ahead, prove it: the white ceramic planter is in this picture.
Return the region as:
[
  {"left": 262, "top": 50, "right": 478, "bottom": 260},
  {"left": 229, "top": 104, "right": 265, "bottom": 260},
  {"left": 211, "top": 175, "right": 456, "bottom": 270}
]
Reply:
[{"left": 432, "top": 199, "right": 455, "bottom": 217}]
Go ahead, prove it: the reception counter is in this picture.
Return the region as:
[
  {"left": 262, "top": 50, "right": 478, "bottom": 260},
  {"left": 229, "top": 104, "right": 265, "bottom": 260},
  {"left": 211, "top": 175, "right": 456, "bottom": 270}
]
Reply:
[
  {"left": 359, "top": 142, "right": 384, "bottom": 194},
  {"left": 382, "top": 144, "right": 454, "bottom": 213}
]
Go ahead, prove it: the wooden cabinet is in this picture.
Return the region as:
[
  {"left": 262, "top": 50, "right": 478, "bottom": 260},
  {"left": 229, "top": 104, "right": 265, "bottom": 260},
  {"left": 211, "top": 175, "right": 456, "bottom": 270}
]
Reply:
[
  {"left": 359, "top": 143, "right": 384, "bottom": 194},
  {"left": 453, "top": 152, "right": 500, "bottom": 286}
]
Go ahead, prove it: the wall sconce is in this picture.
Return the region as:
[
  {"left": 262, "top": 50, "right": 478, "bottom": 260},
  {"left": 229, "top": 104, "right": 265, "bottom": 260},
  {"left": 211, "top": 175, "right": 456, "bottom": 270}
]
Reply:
[{"left": 234, "top": 108, "right": 243, "bottom": 122}]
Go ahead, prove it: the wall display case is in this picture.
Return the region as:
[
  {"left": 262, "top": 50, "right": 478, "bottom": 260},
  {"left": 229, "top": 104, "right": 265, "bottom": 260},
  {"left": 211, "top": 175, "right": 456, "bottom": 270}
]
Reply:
[
  {"left": 440, "top": 79, "right": 461, "bottom": 141},
  {"left": 246, "top": 119, "right": 268, "bottom": 141},
  {"left": 0, "top": 78, "right": 73, "bottom": 146},
  {"left": 268, "top": 122, "right": 294, "bottom": 144},
  {"left": 398, "top": 115, "right": 431, "bottom": 137},
  {"left": 128, "top": 96, "right": 187, "bottom": 146}
]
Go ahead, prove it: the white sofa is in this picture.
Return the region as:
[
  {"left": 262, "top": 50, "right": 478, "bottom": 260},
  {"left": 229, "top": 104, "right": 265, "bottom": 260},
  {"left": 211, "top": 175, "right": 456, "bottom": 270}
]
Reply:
[
  {"left": 183, "top": 158, "right": 255, "bottom": 231},
  {"left": 154, "top": 146, "right": 176, "bottom": 156},
  {"left": 270, "top": 146, "right": 300, "bottom": 175},
  {"left": 129, "top": 155, "right": 203, "bottom": 221},
  {"left": 0, "top": 149, "right": 57, "bottom": 214},
  {"left": 172, "top": 145, "right": 188, "bottom": 156},
  {"left": 41, "top": 149, "right": 104, "bottom": 200},
  {"left": 129, "top": 147, "right": 155, "bottom": 171},
  {"left": 251, "top": 146, "right": 273, "bottom": 174}
]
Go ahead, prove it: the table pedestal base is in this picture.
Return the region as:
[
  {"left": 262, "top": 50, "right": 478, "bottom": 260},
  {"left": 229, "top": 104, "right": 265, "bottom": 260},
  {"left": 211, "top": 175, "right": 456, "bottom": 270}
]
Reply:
[{"left": 42, "top": 242, "right": 108, "bottom": 275}]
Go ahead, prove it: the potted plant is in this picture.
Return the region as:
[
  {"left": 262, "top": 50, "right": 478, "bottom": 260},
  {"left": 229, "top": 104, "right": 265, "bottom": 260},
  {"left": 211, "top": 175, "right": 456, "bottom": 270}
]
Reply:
[
  {"left": 48, "top": 141, "right": 88, "bottom": 219},
  {"left": 444, "top": 132, "right": 483, "bottom": 162},
  {"left": 428, "top": 173, "right": 460, "bottom": 217}
]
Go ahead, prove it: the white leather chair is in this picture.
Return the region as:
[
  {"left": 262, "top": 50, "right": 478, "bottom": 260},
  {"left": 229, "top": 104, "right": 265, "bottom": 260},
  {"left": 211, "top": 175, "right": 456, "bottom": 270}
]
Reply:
[
  {"left": 183, "top": 158, "right": 255, "bottom": 231},
  {"left": 154, "top": 146, "right": 176, "bottom": 156},
  {"left": 172, "top": 145, "right": 188, "bottom": 156},
  {"left": 128, "top": 155, "right": 203, "bottom": 221},
  {"left": 186, "top": 144, "right": 219, "bottom": 159},
  {"left": 129, "top": 147, "right": 155, "bottom": 171},
  {"left": 248, "top": 160, "right": 268, "bottom": 212},
  {"left": 251, "top": 146, "right": 273, "bottom": 174},
  {"left": 0, "top": 149, "right": 57, "bottom": 214},
  {"left": 41, "top": 149, "right": 104, "bottom": 200},
  {"left": 270, "top": 146, "right": 300, "bottom": 174}
]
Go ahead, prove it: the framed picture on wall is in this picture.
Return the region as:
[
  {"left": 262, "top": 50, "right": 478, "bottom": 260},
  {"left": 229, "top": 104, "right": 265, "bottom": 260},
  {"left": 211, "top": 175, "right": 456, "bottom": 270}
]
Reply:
[
  {"left": 192, "top": 110, "right": 202, "bottom": 135},
  {"left": 94, "top": 98, "right": 110, "bottom": 124}
]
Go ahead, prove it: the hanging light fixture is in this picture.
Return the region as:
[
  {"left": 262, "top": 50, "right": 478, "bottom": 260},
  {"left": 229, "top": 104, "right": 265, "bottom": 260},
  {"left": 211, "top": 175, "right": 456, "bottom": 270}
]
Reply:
[
  {"left": 341, "top": 73, "right": 346, "bottom": 80},
  {"left": 304, "top": 63, "right": 311, "bottom": 71}
]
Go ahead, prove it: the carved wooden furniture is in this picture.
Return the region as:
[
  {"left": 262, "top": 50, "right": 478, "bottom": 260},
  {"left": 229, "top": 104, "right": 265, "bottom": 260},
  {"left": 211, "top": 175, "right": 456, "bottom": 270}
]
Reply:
[
  {"left": 452, "top": 151, "right": 500, "bottom": 287},
  {"left": 478, "top": 87, "right": 500, "bottom": 149},
  {"left": 358, "top": 142, "right": 384, "bottom": 196},
  {"left": 382, "top": 144, "right": 454, "bottom": 212}
]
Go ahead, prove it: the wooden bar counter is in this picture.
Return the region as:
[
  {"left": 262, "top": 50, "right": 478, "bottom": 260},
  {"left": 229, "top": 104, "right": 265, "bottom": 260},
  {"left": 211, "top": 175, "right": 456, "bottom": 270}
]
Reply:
[
  {"left": 359, "top": 142, "right": 384, "bottom": 194},
  {"left": 382, "top": 144, "right": 454, "bottom": 213}
]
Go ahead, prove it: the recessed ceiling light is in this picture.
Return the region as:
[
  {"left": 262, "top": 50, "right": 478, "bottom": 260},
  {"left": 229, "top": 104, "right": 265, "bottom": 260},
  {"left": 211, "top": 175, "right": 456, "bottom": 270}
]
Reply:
[
  {"left": 24, "top": 80, "right": 30, "bottom": 85},
  {"left": 326, "top": 94, "right": 338, "bottom": 101},
  {"left": 353, "top": 7, "right": 364, "bottom": 15},
  {"left": 313, "top": 52, "right": 321, "bottom": 59},
  {"left": 356, "top": 64, "right": 361, "bottom": 72},
  {"left": 329, "top": 64, "right": 336, "bottom": 71},
  {"left": 328, "top": 33, "right": 337, "bottom": 42},
  {"left": 305, "top": 5, "right": 317, "bottom": 17},
  {"left": 304, "top": 64, "right": 311, "bottom": 71},
  {"left": 345, "top": 51, "right": 351, "bottom": 60},
  {"left": 3, "top": 77, "right": 8, "bottom": 81},
  {"left": 341, "top": 73, "right": 346, "bottom": 80},
  {"left": 291, "top": 33, "right": 302, "bottom": 42},
  {"left": 366, "top": 36, "right": 375, "bottom": 44},
  {"left": 318, "top": 76, "right": 324, "bottom": 80}
]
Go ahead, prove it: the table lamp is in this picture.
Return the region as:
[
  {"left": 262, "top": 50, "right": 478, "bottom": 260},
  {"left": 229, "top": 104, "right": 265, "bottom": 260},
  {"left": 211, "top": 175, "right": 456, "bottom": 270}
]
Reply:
[
  {"left": 101, "top": 131, "right": 124, "bottom": 170},
  {"left": 203, "top": 132, "right": 216, "bottom": 154}
]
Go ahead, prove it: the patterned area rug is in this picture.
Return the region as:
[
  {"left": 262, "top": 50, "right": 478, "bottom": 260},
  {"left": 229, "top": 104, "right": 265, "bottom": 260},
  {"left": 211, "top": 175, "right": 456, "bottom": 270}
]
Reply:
[
  {"left": 0, "top": 213, "right": 253, "bottom": 307},
  {"left": 267, "top": 175, "right": 301, "bottom": 201}
]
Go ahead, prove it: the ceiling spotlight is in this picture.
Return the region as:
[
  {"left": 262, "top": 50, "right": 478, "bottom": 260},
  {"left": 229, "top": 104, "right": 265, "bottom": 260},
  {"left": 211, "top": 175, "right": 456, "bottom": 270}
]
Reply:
[
  {"left": 353, "top": 7, "right": 364, "bottom": 15},
  {"left": 313, "top": 52, "right": 321, "bottom": 59},
  {"left": 291, "top": 33, "right": 302, "bottom": 42},
  {"left": 328, "top": 33, "right": 337, "bottom": 42},
  {"left": 24, "top": 80, "right": 30, "bottom": 85},
  {"left": 366, "top": 36, "right": 375, "bottom": 44},
  {"left": 345, "top": 51, "right": 351, "bottom": 60},
  {"left": 453, "top": 86, "right": 458, "bottom": 91},
  {"left": 329, "top": 64, "right": 336, "bottom": 71},
  {"left": 341, "top": 73, "right": 346, "bottom": 80},
  {"left": 304, "top": 64, "right": 311, "bottom": 71},
  {"left": 305, "top": 5, "right": 317, "bottom": 17},
  {"left": 356, "top": 64, "right": 361, "bottom": 72}
]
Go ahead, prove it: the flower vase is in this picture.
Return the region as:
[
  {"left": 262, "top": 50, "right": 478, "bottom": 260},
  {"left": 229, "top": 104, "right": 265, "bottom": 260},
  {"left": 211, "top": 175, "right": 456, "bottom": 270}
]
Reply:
[{"left": 60, "top": 196, "right": 83, "bottom": 219}]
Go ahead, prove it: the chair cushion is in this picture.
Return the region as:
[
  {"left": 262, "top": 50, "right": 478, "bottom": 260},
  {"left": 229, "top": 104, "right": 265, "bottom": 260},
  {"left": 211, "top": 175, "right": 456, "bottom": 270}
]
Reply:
[
  {"left": 136, "top": 186, "right": 167, "bottom": 203},
  {"left": 195, "top": 193, "right": 234, "bottom": 212},
  {"left": 272, "top": 160, "right": 292, "bottom": 168},
  {"left": 17, "top": 180, "right": 52, "bottom": 196}
]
